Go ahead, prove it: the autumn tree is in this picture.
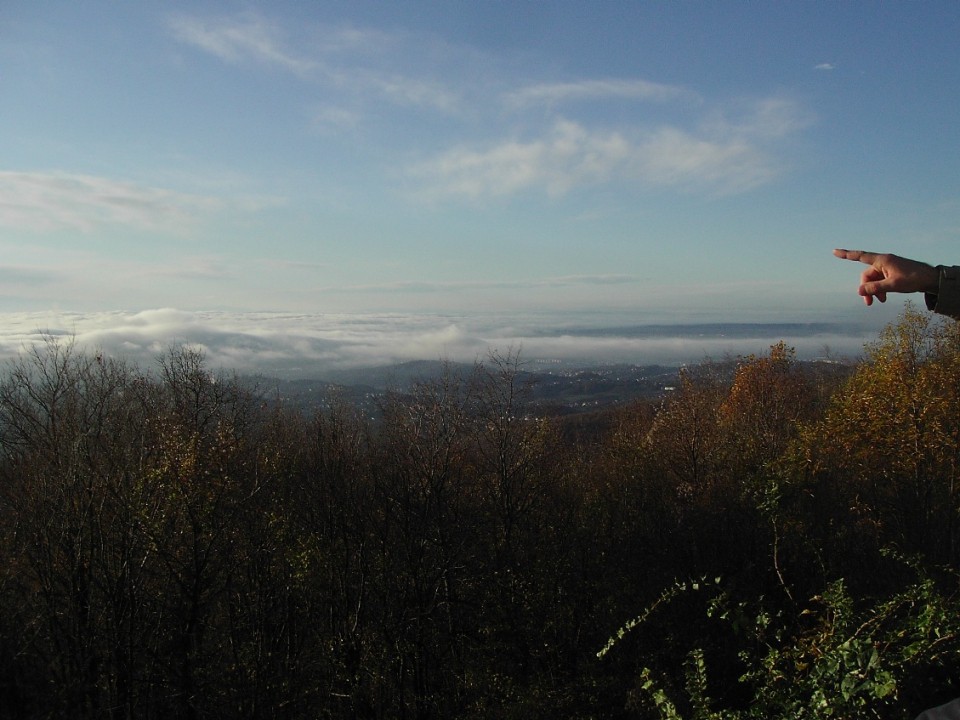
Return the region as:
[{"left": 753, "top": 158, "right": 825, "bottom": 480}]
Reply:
[
  {"left": 793, "top": 306, "right": 960, "bottom": 569},
  {"left": 719, "top": 342, "right": 814, "bottom": 476},
  {"left": 644, "top": 366, "right": 727, "bottom": 499}
]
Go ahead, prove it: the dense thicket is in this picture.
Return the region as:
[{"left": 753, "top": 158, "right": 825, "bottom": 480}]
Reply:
[{"left": 1, "top": 308, "right": 959, "bottom": 719}]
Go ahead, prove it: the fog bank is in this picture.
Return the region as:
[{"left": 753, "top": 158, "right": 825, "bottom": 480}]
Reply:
[{"left": 0, "top": 309, "right": 882, "bottom": 378}]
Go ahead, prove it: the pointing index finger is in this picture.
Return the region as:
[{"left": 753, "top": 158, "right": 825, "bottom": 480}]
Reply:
[{"left": 833, "top": 248, "right": 879, "bottom": 265}]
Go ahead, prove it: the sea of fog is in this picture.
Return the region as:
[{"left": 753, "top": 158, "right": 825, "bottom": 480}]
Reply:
[{"left": 0, "top": 309, "right": 888, "bottom": 379}]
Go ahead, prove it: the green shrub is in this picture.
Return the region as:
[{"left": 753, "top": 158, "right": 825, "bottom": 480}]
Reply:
[{"left": 601, "top": 556, "right": 960, "bottom": 719}]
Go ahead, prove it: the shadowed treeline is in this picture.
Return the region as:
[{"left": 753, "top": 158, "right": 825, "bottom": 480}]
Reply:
[{"left": 1, "top": 306, "right": 959, "bottom": 719}]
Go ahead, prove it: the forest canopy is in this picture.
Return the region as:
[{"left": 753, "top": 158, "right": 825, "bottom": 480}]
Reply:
[{"left": 1, "top": 306, "right": 959, "bottom": 719}]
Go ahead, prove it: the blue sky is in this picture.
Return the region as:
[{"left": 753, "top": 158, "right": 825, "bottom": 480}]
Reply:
[{"left": 1, "top": 2, "right": 959, "bottom": 370}]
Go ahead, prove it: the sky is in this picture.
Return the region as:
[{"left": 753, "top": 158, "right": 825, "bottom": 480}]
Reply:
[{"left": 2, "top": 2, "right": 960, "bottom": 373}]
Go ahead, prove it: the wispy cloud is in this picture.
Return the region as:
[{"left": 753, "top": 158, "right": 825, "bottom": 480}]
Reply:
[
  {"left": 505, "top": 78, "right": 696, "bottom": 108},
  {"left": 543, "top": 274, "right": 638, "bottom": 287},
  {"left": 0, "top": 171, "right": 221, "bottom": 233},
  {"left": 703, "top": 97, "right": 814, "bottom": 140},
  {"left": 312, "top": 105, "right": 362, "bottom": 133},
  {"left": 0, "top": 266, "right": 61, "bottom": 285},
  {"left": 168, "top": 12, "right": 316, "bottom": 76},
  {"left": 337, "top": 274, "right": 640, "bottom": 294},
  {"left": 264, "top": 259, "right": 330, "bottom": 272},
  {"left": 140, "top": 256, "right": 234, "bottom": 281},
  {"left": 814, "top": 63, "right": 836, "bottom": 71},
  {"left": 170, "top": 13, "right": 462, "bottom": 113},
  {"left": 362, "top": 73, "right": 460, "bottom": 112}
]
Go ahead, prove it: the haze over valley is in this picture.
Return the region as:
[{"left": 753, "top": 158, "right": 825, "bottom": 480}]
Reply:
[{"left": 0, "top": 308, "right": 881, "bottom": 381}]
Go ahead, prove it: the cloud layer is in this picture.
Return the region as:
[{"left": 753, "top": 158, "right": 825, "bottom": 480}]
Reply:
[{"left": 0, "top": 309, "right": 877, "bottom": 380}]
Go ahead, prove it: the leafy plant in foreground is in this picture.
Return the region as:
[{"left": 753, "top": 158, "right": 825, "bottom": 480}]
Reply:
[{"left": 600, "top": 555, "right": 960, "bottom": 719}]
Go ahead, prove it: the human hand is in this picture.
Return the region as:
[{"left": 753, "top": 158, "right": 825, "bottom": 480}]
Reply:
[{"left": 833, "top": 249, "right": 940, "bottom": 306}]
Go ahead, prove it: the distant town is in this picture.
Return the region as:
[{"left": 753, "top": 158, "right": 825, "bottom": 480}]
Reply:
[{"left": 259, "top": 356, "right": 855, "bottom": 420}]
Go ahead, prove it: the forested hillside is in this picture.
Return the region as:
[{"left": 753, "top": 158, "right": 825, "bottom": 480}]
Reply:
[{"left": 1, "top": 306, "right": 959, "bottom": 719}]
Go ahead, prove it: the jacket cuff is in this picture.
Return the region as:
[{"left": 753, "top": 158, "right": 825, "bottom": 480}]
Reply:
[{"left": 926, "top": 265, "right": 960, "bottom": 319}]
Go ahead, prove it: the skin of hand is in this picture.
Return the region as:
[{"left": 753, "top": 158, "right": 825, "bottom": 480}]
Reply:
[{"left": 833, "top": 249, "right": 940, "bottom": 306}]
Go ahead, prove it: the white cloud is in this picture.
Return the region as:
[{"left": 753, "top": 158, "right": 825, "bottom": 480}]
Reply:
[
  {"left": 409, "top": 120, "right": 625, "bottom": 199},
  {"left": 363, "top": 73, "right": 460, "bottom": 112},
  {"left": 636, "top": 127, "right": 774, "bottom": 192},
  {"left": 410, "top": 109, "right": 795, "bottom": 199},
  {"left": 505, "top": 78, "right": 696, "bottom": 108},
  {"left": 814, "top": 63, "right": 836, "bottom": 71},
  {"left": 0, "top": 171, "right": 221, "bottom": 233}
]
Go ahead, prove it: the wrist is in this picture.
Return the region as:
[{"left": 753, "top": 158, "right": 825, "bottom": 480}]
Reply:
[{"left": 921, "top": 263, "right": 940, "bottom": 294}]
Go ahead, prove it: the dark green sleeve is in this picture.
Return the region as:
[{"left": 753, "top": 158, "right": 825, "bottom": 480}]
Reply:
[
  {"left": 913, "top": 698, "right": 960, "bottom": 719},
  {"left": 925, "top": 266, "right": 960, "bottom": 320}
]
